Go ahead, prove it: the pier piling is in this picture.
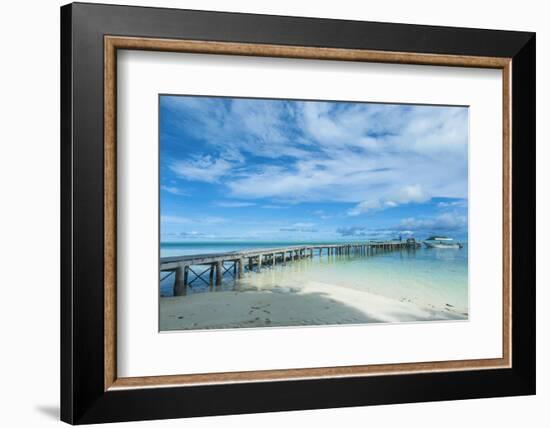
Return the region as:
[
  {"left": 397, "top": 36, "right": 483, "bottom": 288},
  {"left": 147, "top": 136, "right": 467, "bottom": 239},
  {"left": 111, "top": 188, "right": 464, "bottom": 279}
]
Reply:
[
  {"left": 215, "top": 261, "right": 222, "bottom": 286},
  {"left": 173, "top": 265, "right": 187, "bottom": 296},
  {"left": 209, "top": 264, "right": 214, "bottom": 285},
  {"left": 238, "top": 258, "right": 244, "bottom": 278}
]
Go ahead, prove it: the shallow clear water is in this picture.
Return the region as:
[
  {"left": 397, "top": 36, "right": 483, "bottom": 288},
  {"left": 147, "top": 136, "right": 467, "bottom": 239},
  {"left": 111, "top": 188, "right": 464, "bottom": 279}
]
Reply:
[{"left": 160, "top": 241, "right": 468, "bottom": 314}]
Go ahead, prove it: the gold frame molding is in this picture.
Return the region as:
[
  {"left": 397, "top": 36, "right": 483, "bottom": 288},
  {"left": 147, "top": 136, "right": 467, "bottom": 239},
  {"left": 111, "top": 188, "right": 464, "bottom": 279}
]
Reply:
[{"left": 104, "top": 36, "right": 512, "bottom": 391}]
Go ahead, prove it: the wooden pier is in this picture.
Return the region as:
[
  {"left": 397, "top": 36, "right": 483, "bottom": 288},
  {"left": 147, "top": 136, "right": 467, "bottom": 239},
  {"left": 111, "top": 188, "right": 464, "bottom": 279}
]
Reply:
[{"left": 161, "top": 239, "right": 420, "bottom": 296}]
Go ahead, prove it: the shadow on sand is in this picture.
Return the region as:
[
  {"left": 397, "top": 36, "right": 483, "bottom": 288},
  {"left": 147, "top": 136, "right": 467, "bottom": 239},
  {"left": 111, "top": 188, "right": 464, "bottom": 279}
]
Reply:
[{"left": 161, "top": 289, "right": 386, "bottom": 331}]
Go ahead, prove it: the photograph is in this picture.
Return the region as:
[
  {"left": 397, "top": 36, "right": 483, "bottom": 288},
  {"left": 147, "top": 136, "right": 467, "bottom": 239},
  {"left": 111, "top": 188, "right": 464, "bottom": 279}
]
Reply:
[{"left": 159, "top": 95, "right": 469, "bottom": 331}]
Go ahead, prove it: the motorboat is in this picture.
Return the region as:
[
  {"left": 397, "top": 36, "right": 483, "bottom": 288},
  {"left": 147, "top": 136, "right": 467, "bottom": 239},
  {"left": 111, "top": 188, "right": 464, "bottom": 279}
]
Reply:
[{"left": 423, "top": 236, "right": 463, "bottom": 249}]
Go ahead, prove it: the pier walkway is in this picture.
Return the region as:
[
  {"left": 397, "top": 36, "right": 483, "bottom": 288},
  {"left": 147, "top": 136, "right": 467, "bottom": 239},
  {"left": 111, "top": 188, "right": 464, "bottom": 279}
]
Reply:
[{"left": 161, "top": 239, "right": 420, "bottom": 296}]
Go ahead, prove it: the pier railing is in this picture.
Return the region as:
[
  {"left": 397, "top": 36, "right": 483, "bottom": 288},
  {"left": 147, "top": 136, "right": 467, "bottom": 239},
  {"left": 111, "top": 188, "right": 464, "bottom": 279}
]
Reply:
[{"left": 161, "top": 239, "right": 420, "bottom": 296}]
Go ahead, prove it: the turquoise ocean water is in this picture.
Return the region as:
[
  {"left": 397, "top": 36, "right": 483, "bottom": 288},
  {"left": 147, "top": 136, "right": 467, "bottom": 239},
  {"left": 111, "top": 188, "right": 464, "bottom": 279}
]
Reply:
[{"left": 160, "top": 241, "right": 468, "bottom": 314}]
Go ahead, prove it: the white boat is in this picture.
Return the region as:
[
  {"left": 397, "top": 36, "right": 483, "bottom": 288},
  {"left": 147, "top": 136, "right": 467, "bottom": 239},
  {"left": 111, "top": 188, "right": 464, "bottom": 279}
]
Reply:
[{"left": 424, "top": 236, "right": 463, "bottom": 249}]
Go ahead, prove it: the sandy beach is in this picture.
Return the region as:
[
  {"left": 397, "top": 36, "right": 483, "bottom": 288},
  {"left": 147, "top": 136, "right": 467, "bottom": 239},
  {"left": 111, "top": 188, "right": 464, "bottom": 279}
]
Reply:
[{"left": 160, "top": 281, "right": 467, "bottom": 331}]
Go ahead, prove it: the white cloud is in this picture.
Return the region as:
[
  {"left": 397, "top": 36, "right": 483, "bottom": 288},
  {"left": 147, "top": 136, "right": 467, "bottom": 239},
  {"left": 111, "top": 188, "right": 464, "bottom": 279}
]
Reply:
[
  {"left": 348, "top": 184, "right": 430, "bottom": 216},
  {"left": 170, "top": 155, "right": 235, "bottom": 183},
  {"left": 437, "top": 200, "right": 468, "bottom": 208},
  {"left": 202, "top": 216, "right": 226, "bottom": 225},
  {"left": 347, "top": 199, "right": 383, "bottom": 216},
  {"left": 178, "top": 231, "right": 202, "bottom": 237},
  {"left": 161, "top": 215, "right": 190, "bottom": 224},
  {"left": 399, "top": 213, "right": 467, "bottom": 231},
  {"left": 291, "top": 222, "right": 315, "bottom": 228},
  {"left": 312, "top": 209, "right": 333, "bottom": 220},
  {"left": 160, "top": 185, "right": 188, "bottom": 196},
  {"left": 280, "top": 222, "right": 318, "bottom": 233},
  {"left": 336, "top": 226, "right": 411, "bottom": 238},
  {"left": 261, "top": 204, "right": 286, "bottom": 209},
  {"left": 160, "top": 215, "right": 225, "bottom": 225},
  {"left": 215, "top": 201, "right": 256, "bottom": 208},
  {"left": 391, "top": 184, "right": 429, "bottom": 204}
]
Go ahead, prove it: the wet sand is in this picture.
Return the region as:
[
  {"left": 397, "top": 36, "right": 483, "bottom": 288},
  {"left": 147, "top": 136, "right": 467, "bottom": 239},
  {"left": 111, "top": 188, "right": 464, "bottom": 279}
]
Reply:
[{"left": 160, "top": 281, "right": 467, "bottom": 331}]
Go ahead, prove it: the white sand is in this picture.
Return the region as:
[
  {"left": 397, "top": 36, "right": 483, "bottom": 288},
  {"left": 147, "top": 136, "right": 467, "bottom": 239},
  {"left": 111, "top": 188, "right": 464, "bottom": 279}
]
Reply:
[{"left": 160, "top": 281, "right": 466, "bottom": 331}]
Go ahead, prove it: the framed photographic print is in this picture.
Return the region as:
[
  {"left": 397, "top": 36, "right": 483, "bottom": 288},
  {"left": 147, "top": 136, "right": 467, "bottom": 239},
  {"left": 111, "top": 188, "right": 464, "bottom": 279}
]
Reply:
[{"left": 61, "top": 2, "right": 536, "bottom": 424}]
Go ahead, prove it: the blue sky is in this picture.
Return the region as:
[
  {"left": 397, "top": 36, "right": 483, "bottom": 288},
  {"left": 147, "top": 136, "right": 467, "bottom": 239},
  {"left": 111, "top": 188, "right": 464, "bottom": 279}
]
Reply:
[{"left": 160, "top": 95, "right": 468, "bottom": 242}]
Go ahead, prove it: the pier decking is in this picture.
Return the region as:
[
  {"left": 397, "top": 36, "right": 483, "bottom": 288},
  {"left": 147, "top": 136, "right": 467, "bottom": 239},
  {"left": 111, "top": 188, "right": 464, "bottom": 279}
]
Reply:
[{"left": 161, "top": 239, "right": 420, "bottom": 296}]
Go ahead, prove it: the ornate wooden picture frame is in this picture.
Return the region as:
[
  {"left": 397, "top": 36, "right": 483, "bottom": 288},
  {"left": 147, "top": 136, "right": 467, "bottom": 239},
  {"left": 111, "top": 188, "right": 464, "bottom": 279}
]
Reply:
[{"left": 61, "top": 2, "right": 535, "bottom": 424}]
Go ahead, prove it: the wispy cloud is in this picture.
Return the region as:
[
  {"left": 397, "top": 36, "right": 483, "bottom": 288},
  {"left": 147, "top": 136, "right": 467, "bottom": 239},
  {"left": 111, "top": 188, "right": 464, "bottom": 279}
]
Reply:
[
  {"left": 336, "top": 226, "right": 372, "bottom": 237},
  {"left": 348, "top": 184, "right": 429, "bottom": 216},
  {"left": 170, "top": 154, "right": 238, "bottom": 183},
  {"left": 292, "top": 222, "right": 315, "bottom": 228},
  {"left": 161, "top": 215, "right": 190, "bottom": 224},
  {"left": 336, "top": 226, "right": 412, "bottom": 238},
  {"left": 161, "top": 215, "right": 226, "bottom": 225},
  {"left": 312, "top": 209, "right": 333, "bottom": 220},
  {"left": 177, "top": 231, "right": 206, "bottom": 238},
  {"left": 161, "top": 185, "right": 189, "bottom": 196},
  {"left": 215, "top": 201, "right": 256, "bottom": 208},
  {"left": 437, "top": 199, "right": 468, "bottom": 208},
  {"left": 203, "top": 217, "right": 226, "bottom": 224},
  {"left": 261, "top": 204, "right": 287, "bottom": 209},
  {"left": 280, "top": 222, "right": 318, "bottom": 233},
  {"left": 399, "top": 213, "right": 467, "bottom": 232}
]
